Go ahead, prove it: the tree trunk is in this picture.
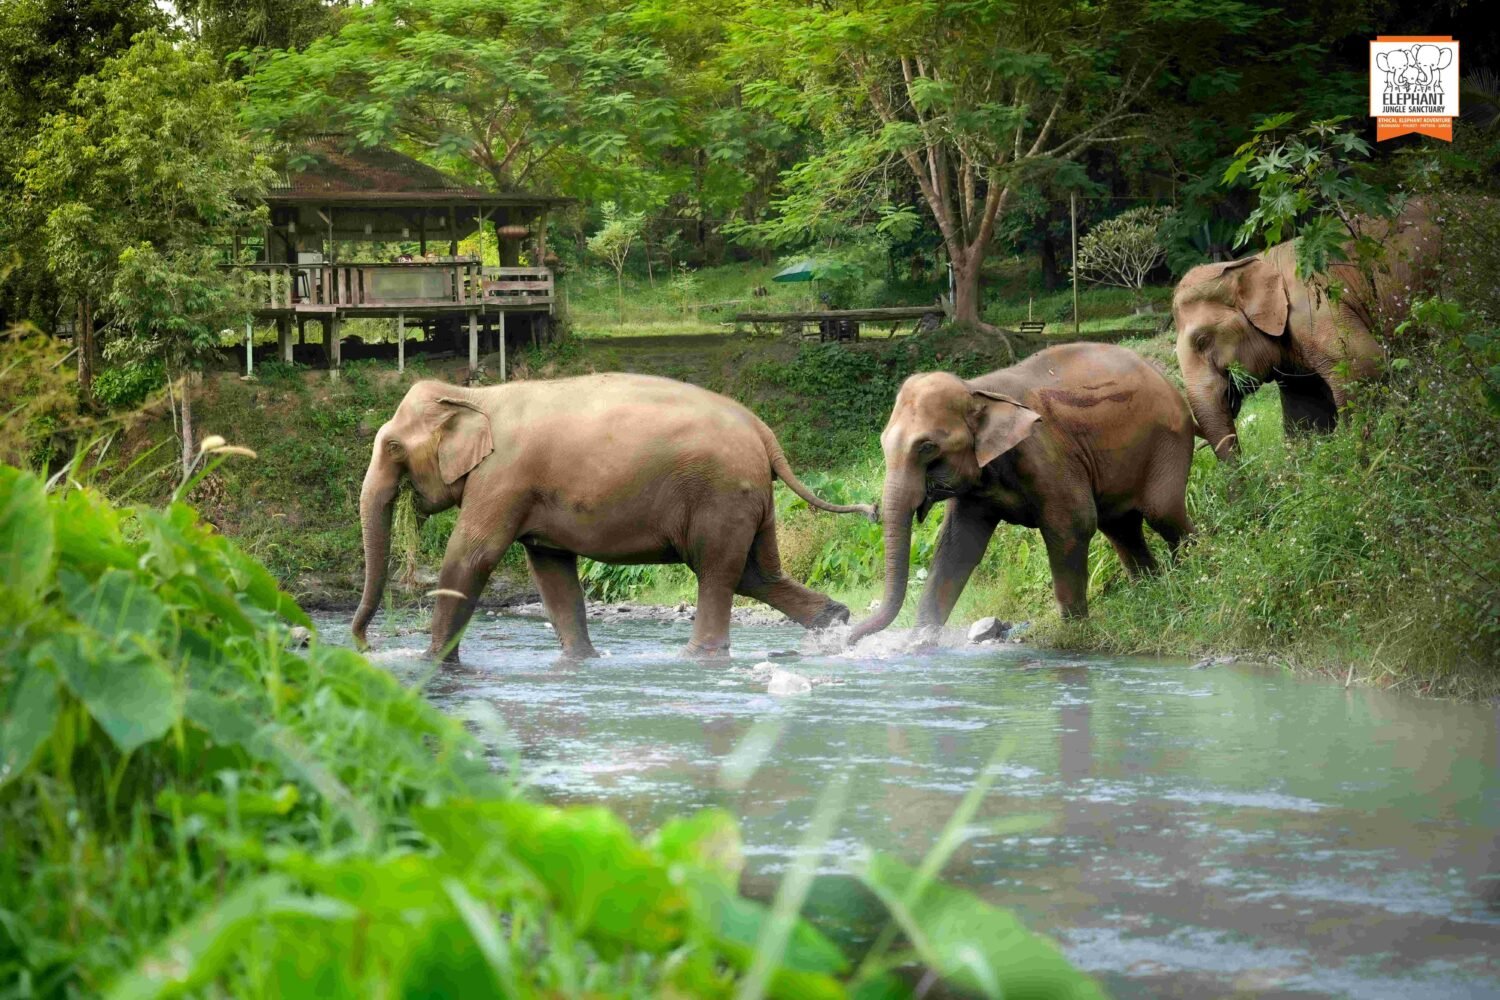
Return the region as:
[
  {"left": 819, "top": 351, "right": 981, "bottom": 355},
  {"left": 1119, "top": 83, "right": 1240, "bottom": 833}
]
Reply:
[
  {"left": 76, "top": 298, "right": 94, "bottom": 404},
  {"left": 179, "top": 371, "right": 195, "bottom": 477},
  {"left": 950, "top": 255, "right": 984, "bottom": 328},
  {"left": 616, "top": 269, "right": 625, "bottom": 321}
]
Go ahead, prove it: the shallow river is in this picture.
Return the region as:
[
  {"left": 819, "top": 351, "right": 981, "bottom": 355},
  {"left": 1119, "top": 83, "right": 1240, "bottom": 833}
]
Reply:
[{"left": 316, "top": 610, "right": 1500, "bottom": 999}]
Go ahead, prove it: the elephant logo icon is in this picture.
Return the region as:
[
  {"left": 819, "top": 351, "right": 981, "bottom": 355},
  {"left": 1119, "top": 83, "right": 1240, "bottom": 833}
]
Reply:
[{"left": 1370, "top": 36, "right": 1459, "bottom": 138}]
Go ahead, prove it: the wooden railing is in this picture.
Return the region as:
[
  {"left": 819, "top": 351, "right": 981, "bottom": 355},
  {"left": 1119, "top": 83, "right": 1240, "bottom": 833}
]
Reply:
[{"left": 232, "top": 262, "right": 553, "bottom": 312}]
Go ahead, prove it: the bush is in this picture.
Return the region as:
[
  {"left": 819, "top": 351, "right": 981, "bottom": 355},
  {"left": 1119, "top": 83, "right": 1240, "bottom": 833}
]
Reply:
[
  {"left": 92, "top": 359, "right": 166, "bottom": 410},
  {"left": 0, "top": 466, "right": 1104, "bottom": 997}
]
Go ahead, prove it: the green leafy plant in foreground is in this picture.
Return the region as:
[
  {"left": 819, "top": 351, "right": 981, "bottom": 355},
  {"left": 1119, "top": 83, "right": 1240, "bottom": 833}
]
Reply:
[{"left": 0, "top": 465, "right": 1104, "bottom": 998}]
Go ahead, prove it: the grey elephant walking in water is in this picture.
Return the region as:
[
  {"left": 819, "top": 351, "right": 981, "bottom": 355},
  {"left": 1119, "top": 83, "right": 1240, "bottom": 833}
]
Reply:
[
  {"left": 354, "top": 375, "right": 873, "bottom": 662},
  {"left": 848, "top": 343, "right": 1195, "bottom": 642}
]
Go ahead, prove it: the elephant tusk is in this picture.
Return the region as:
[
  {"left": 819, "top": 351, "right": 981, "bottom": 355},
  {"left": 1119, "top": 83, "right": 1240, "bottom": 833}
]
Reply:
[
  {"left": 426, "top": 588, "right": 468, "bottom": 600},
  {"left": 1213, "top": 433, "right": 1238, "bottom": 453}
]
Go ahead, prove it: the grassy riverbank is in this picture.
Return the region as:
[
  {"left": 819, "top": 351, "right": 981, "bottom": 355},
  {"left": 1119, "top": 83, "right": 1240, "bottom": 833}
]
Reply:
[{"left": 85, "top": 258, "right": 1499, "bottom": 698}]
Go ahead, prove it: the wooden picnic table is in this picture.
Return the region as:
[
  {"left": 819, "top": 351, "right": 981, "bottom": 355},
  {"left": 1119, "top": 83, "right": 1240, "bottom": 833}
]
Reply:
[{"left": 727, "top": 305, "right": 944, "bottom": 341}]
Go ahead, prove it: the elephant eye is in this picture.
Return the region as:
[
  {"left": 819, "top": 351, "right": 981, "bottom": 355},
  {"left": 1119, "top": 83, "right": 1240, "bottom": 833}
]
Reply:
[{"left": 916, "top": 440, "right": 940, "bottom": 457}]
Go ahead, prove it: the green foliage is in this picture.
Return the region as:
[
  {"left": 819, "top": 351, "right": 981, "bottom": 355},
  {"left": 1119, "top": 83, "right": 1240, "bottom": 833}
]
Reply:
[
  {"left": 239, "top": 0, "right": 678, "bottom": 197},
  {"left": 0, "top": 467, "right": 1100, "bottom": 997},
  {"left": 1224, "top": 114, "right": 1399, "bottom": 278},
  {"left": 92, "top": 359, "right": 166, "bottom": 411},
  {"left": 17, "top": 31, "right": 271, "bottom": 373},
  {"left": 1073, "top": 207, "right": 1174, "bottom": 294}
]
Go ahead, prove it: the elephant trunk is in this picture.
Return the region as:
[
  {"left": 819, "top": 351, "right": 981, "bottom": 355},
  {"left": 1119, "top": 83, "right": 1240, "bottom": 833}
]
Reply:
[
  {"left": 352, "top": 453, "right": 399, "bottom": 651},
  {"left": 848, "top": 470, "right": 919, "bottom": 644},
  {"left": 1187, "top": 373, "right": 1240, "bottom": 461}
]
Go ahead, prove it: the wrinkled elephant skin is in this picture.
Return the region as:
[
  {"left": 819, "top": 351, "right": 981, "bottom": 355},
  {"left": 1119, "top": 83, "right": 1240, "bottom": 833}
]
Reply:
[
  {"left": 1172, "top": 202, "right": 1439, "bottom": 459},
  {"left": 353, "top": 375, "right": 873, "bottom": 662},
  {"left": 850, "top": 343, "right": 1196, "bottom": 641}
]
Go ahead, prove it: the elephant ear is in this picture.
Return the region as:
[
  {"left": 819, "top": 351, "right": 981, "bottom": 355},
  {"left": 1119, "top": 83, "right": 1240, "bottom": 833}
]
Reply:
[
  {"left": 969, "top": 390, "right": 1041, "bottom": 468},
  {"left": 1376, "top": 52, "right": 1390, "bottom": 71},
  {"left": 432, "top": 396, "right": 494, "bottom": 484},
  {"left": 1201, "top": 256, "right": 1289, "bottom": 337}
]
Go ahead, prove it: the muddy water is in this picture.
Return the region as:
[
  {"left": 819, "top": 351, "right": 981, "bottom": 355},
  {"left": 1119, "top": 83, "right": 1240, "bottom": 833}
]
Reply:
[{"left": 319, "top": 610, "right": 1500, "bottom": 999}]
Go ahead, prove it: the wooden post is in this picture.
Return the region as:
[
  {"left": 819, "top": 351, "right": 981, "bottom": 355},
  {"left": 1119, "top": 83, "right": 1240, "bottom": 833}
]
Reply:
[
  {"left": 277, "top": 317, "right": 292, "bottom": 362},
  {"left": 468, "top": 310, "right": 478, "bottom": 372},
  {"left": 245, "top": 319, "right": 254, "bottom": 376},
  {"left": 498, "top": 310, "right": 506, "bottom": 383},
  {"left": 419, "top": 214, "right": 427, "bottom": 256},
  {"left": 397, "top": 311, "right": 405, "bottom": 373},
  {"left": 449, "top": 205, "right": 458, "bottom": 256},
  {"left": 1070, "top": 191, "right": 1080, "bottom": 338},
  {"left": 297, "top": 317, "right": 305, "bottom": 346},
  {"left": 330, "top": 316, "right": 341, "bottom": 369},
  {"left": 536, "top": 209, "right": 548, "bottom": 261}
]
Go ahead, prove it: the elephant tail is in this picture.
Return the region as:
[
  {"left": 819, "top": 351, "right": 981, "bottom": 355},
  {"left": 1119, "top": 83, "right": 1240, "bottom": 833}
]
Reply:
[{"left": 753, "top": 418, "right": 878, "bottom": 521}]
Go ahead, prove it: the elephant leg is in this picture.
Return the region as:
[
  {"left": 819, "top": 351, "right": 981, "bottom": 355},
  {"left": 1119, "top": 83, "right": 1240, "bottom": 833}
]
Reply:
[
  {"left": 914, "top": 498, "right": 1001, "bottom": 627},
  {"left": 429, "top": 515, "right": 516, "bottom": 663},
  {"left": 1099, "top": 511, "right": 1157, "bottom": 579},
  {"left": 524, "top": 545, "right": 598, "bottom": 659},
  {"left": 1279, "top": 377, "right": 1337, "bottom": 435},
  {"left": 683, "top": 516, "right": 759, "bottom": 658},
  {"left": 735, "top": 522, "right": 847, "bottom": 629},
  {"left": 1040, "top": 502, "right": 1096, "bottom": 619}
]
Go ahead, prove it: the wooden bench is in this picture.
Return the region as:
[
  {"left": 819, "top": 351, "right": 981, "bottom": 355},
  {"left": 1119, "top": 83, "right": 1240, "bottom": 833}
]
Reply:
[{"left": 1019, "top": 320, "right": 1047, "bottom": 336}]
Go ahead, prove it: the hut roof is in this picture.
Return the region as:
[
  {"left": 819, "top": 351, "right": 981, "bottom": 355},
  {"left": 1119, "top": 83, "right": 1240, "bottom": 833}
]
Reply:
[{"left": 266, "top": 136, "right": 570, "bottom": 207}]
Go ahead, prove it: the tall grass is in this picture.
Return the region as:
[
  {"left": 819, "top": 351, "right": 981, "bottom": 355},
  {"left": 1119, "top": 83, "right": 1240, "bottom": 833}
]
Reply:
[{"left": 0, "top": 464, "right": 1104, "bottom": 998}]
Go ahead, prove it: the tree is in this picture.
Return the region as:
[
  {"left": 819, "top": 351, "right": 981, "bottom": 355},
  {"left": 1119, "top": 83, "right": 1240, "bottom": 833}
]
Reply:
[
  {"left": 586, "top": 203, "right": 644, "bottom": 319},
  {"left": 0, "top": 0, "right": 167, "bottom": 331},
  {"left": 177, "top": 0, "right": 351, "bottom": 64},
  {"left": 240, "top": 0, "right": 679, "bottom": 197},
  {"left": 18, "top": 32, "right": 271, "bottom": 468},
  {"left": 1073, "top": 207, "right": 1173, "bottom": 302},
  {"left": 721, "top": 0, "right": 1262, "bottom": 339}
]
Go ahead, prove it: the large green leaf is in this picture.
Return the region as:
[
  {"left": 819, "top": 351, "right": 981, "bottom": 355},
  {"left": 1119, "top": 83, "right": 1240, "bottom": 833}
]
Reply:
[
  {"left": 39, "top": 632, "right": 178, "bottom": 753},
  {"left": 1, "top": 665, "right": 59, "bottom": 788},
  {"left": 107, "top": 875, "right": 354, "bottom": 1000},
  {"left": 59, "top": 568, "right": 166, "bottom": 641},
  {"left": 853, "top": 853, "right": 1107, "bottom": 1000},
  {"left": 52, "top": 487, "right": 133, "bottom": 576},
  {"left": 0, "top": 466, "right": 55, "bottom": 602}
]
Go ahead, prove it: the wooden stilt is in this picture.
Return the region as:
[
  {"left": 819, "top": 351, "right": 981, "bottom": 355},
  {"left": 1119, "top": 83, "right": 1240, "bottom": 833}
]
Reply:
[
  {"left": 330, "top": 316, "right": 341, "bottom": 369},
  {"left": 245, "top": 319, "right": 254, "bottom": 376},
  {"left": 499, "top": 310, "right": 507, "bottom": 383},
  {"left": 468, "top": 310, "right": 478, "bottom": 372},
  {"left": 277, "top": 317, "right": 292, "bottom": 362},
  {"left": 397, "top": 311, "right": 405, "bottom": 373}
]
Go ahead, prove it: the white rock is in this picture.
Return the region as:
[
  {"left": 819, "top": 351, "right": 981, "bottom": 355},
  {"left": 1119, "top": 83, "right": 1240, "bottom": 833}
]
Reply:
[
  {"left": 767, "top": 668, "right": 812, "bottom": 697},
  {"left": 287, "top": 626, "right": 311, "bottom": 649},
  {"left": 967, "top": 617, "right": 1008, "bottom": 643}
]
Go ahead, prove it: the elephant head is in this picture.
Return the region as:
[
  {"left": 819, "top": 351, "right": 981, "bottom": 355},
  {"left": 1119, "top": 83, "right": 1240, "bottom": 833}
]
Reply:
[
  {"left": 1172, "top": 255, "right": 1290, "bottom": 459},
  {"left": 352, "top": 382, "right": 494, "bottom": 650},
  {"left": 1411, "top": 43, "right": 1452, "bottom": 85},
  {"left": 1375, "top": 48, "right": 1409, "bottom": 88},
  {"left": 848, "top": 373, "right": 1039, "bottom": 643}
]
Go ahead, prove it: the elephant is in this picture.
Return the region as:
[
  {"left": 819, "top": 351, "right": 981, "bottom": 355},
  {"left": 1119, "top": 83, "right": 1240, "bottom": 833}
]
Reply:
[
  {"left": 352, "top": 375, "right": 874, "bottom": 661},
  {"left": 1375, "top": 49, "right": 1410, "bottom": 91},
  {"left": 1172, "top": 202, "right": 1438, "bottom": 459},
  {"left": 1411, "top": 43, "right": 1453, "bottom": 86},
  {"left": 847, "top": 343, "right": 1195, "bottom": 643}
]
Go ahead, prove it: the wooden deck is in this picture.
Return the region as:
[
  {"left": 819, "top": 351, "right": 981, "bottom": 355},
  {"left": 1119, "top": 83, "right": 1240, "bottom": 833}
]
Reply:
[{"left": 235, "top": 261, "right": 554, "bottom": 318}]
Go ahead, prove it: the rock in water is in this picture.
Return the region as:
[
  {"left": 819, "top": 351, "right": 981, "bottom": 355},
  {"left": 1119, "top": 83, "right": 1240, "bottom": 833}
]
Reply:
[
  {"left": 767, "top": 669, "right": 812, "bottom": 696},
  {"left": 287, "top": 626, "right": 311, "bottom": 649},
  {"left": 967, "top": 617, "right": 1009, "bottom": 643}
]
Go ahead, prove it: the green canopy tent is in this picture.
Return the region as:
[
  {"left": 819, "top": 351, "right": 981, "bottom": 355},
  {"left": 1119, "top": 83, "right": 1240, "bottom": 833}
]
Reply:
[{"left": 772, "top": 259, "right": 820, "bottom": 282}]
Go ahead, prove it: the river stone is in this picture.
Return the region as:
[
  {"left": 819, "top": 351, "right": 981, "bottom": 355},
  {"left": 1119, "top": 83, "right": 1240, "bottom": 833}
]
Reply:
[
  {"left": 287, "top": 626, "right": 311, "bottom": 649},
  {"left": 967, "top": 617, "right": 1010, "bottom": 643},
  {"left": 767, "top": 668, "right": 812, "bottom": 697}
]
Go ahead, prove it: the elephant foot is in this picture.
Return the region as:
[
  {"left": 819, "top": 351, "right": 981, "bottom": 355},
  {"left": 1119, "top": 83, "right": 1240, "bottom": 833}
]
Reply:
[
  {"left": 558, "top": 642, "right": 600, "bottom": 661},
  {"left": 807, "top": 600, "right": 850, "bottom": 630},
  {"left": 682, "top": 640, "right": 731, "bottom": 660}
]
